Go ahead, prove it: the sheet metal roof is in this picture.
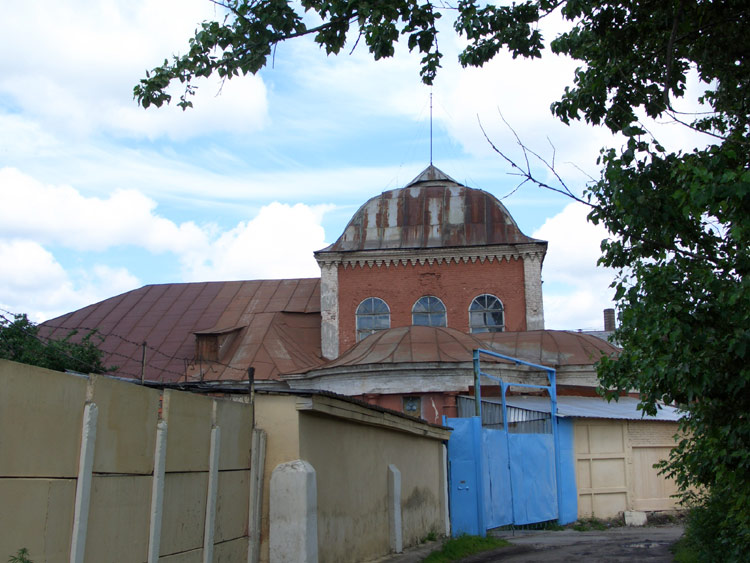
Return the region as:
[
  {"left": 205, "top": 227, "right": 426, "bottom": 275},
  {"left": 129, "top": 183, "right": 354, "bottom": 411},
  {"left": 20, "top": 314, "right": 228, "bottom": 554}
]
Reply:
[
  {"left": 301, "top": 325, "right": 512, "bottom": 373},
  {"left": 475, "top": 330, "right": 620, "bottom": 367},
  {"left": 318, "top": 165, "right": 544, "bottom": 253},
  {"left": 40, "top": 279, "right": 323, "bottom": 383},
  {"left": 299, "top": 326, "right": 621, "bottom": 376},
  {"left": 497, "top": 395, "right": 681, "bottom": 421}
]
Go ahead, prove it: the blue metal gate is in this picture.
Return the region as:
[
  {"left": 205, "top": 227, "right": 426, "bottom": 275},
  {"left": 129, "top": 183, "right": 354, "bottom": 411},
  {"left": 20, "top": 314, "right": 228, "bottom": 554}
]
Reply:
[{"left": 446, "top": 349, "right": 576, "bottom": 536}]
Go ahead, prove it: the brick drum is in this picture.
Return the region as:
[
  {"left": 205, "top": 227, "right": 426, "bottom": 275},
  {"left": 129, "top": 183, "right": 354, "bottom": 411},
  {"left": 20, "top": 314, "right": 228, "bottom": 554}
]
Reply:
[{"left": 337, "top": 256, "right": 527, "bottom": 353}]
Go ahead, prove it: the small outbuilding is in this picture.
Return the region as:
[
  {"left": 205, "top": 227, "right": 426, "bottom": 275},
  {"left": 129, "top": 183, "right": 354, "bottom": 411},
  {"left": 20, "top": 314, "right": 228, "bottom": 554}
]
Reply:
[{"left": 499, "top": 395, "right": 681, "bottom": 518}]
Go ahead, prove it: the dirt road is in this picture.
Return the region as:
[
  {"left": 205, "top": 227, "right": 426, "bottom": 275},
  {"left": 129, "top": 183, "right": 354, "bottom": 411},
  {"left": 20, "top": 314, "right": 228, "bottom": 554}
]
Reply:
[{"left": 458, "top": 525, "right": 684, "bottom": 562}]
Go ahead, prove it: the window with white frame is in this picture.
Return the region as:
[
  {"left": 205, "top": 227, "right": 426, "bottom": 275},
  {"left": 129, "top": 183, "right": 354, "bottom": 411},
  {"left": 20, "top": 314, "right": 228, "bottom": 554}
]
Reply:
[
  {"left": 356, "top": 297, "right": 391, "bottom": 341},
  {"left": 469, "top": 294, "right": 504, "bottom": 333},
  {"left": 412, "top": 296, "right": 447, "bottom": 327}
]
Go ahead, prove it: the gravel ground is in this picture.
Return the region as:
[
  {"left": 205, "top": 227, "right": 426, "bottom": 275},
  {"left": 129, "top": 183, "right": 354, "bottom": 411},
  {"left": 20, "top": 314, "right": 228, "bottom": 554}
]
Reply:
[
  {"left": 457, "top": 524, "right": 684, "bottom": 562},
  {"left": 377, "top": 524, "right": 684, "bottom": 563}
]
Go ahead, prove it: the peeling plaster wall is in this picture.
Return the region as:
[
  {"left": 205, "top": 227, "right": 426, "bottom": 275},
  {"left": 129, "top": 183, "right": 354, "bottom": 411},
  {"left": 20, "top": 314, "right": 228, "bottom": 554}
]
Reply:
[
  {"left": 319, "top": 263, "right": 340, "bottom": 360},
  {"left": 522, "top": 253, "right": 545, "bottom": 330},
  {"left": 299, "top": 412, "right": 446, "bottom": 561},
  {"left": 255, "top": 393, "right": 449, "bottom": 563}
]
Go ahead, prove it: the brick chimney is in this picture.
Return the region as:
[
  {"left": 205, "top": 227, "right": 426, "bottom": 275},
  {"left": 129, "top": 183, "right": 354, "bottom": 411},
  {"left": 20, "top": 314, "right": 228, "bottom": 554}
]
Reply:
[{"left": 603, "top": 308, "right": 616, "bottom": 332}]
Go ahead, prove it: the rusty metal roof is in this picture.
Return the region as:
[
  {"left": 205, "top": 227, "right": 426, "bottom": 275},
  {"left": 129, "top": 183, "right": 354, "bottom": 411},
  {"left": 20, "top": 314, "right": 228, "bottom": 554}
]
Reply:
[
  {"left": 300, "top": 325, "right": 511, "bottom": 372},
  {"left": 40, "top": 279, "right": 323, "bottom": 383},
  {"left": 295, "top": 327, "right": 619, "bottom": 376},
  {"left": 475, "top": 330, "right": 620, "bottom": 367},
  {"left": 318, "top": 165, "right": 543, "bottom": 252}
]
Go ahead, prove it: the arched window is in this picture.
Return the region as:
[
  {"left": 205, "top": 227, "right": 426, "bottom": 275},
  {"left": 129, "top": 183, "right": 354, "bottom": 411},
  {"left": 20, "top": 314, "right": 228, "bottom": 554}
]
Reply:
[
  {"left": 412, "top": 296, "right": 447, "bottom": 327},
  {"left": 356, "top": 297, "right": 390, "bottom": 341},
  {"left": 469, "top": 294, "right": 504, "bottom": 333}
]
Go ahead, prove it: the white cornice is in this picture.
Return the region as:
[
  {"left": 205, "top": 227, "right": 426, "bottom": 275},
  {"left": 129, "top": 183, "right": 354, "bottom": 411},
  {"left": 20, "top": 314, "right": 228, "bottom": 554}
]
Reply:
[{"left": 314, "top": 243, "right": 547, "bottom": 269}]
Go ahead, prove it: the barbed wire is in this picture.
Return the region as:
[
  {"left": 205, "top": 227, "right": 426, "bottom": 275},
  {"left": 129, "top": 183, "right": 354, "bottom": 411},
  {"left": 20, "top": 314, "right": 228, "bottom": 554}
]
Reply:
[{"left": 0, "top": 308, "right": 251, "bottom": 381}]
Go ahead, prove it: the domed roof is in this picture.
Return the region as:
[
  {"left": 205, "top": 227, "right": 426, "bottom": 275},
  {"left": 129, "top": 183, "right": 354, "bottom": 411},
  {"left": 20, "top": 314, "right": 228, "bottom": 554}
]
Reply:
[
  {"left": 306, "top": 325, "right": 511, "bottom": 370},
  {"left": 319, "top": 165, "right": 543, "bottom": 253},
  {"left": 475, "top": 330, "right": 620, "bottom": 367}
]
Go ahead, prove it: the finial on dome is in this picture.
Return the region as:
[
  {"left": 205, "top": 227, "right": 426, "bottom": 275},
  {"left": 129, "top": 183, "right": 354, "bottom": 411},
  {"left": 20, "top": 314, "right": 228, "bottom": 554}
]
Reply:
[{"left": 406, "top": 164, "right": 459, "bottom": 187}]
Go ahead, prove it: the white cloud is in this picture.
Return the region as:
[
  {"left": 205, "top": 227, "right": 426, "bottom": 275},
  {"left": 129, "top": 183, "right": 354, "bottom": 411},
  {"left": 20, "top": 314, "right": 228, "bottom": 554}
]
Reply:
[
  {"left": 0, "top": 168, "right": 209, "bottom": 253},
  {"left": 0, "top": 1, "right": 269, "bottom": 141},
  {"left": 0, "top": 240, "right": 140, "bottom": 322},
  {"left": 185, "top": 202, "right": 332, "bottom": 281},
  {"left": 533, "top": 202, "right": 616, "bottom": 330},
  {"left": 0, "top": 167, "right": 332, "bottom": 318},
  {"left": 0, "top": 240, "right": 68, "bottom": 294}
]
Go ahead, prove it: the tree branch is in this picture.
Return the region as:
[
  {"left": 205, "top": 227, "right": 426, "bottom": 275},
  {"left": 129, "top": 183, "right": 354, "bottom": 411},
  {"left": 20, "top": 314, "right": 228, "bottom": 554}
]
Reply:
[{"left": 478, "top": 113, "right": 595, "bottom": 209}]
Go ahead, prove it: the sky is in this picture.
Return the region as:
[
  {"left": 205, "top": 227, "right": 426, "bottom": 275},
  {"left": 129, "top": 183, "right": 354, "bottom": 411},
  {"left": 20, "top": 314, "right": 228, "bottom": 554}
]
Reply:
[{"left": 0, "top": 1, "right": 708, "bottom": 330}]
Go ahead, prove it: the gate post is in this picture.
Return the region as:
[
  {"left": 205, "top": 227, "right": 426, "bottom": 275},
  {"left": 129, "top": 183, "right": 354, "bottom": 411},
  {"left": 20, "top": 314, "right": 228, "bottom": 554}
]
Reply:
[
  {"left": 471, "top": 416, "right": 487, "bottom": 536},
  {"left": 269, "top": 460, "right": 318, "bottom": 563}
]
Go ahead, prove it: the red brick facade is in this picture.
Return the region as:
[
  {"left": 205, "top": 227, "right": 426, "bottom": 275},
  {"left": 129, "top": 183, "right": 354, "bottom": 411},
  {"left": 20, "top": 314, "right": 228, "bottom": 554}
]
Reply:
[
  {"left": 337, "top": 256, "right": 527, "bottom": 354},
  {"left": 357, "top": 392, "right": 460, "bottom": 425}
]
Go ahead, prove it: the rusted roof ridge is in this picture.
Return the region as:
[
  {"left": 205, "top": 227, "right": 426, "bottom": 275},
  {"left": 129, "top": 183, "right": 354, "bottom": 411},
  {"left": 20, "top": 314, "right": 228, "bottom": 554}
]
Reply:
[
  {"left": 204, "top": 281, "right": 256, "bottom": 333},
  {"left": 436, "top": 327, "right": 459, "bottom": 361},
  {"left": 306, "top": 279, "right": 321, "bottom": 312},
  {"left": 397, "top": 327, "right": 413, "bottom": 363},
  {"left": 162, "top": 282, "right": 234, "bottom": 379},
  {"left": 430, "top": 324, "right": 442, "bottom": 361},
  {"left": 246, "top": 280, "right": 279, "bottom": 317},
  {"left": 534, "top": 330, "right": 551, "bottom": 365},
  {"left": 136, "top": 283, "right": 196, "bottom": 381},
  {"left": 271, "top": 315, "right": 323, "bottom": 367},
  {"left": 265, "top": 278, "right": 302, "bottom": 313},
  {"left": 194, "top": 325, "right": 246, "bottom": 335},
  {"left": 50, "top": 284, "right": 145, "bottom": 340},
  {"left": 261, "top": 313, "right": 321, "bottom": 374},
  {"left": 107, "top": 285, "right": 177, "bottom": 369},
  {"left": 281, "top": 278, "right": 321, "bottom": 313},
  {"left": 149, "top": 283, "right": 214, "bottom": 365},
  {"left": 338, "top": 328, "right": 386, "bottom": 366},
  {"left": 241, "top": 312, "right": 278, "bottom": 360}
]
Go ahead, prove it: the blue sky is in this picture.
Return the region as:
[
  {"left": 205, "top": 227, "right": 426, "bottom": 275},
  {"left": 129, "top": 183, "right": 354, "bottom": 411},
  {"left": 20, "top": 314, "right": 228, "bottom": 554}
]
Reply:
[{"left": 0, "top": 1, "right": 708, "bottom": 330}]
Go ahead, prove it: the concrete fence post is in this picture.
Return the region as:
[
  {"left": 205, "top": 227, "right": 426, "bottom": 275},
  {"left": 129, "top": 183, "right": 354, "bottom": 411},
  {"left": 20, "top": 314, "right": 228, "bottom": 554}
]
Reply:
[
  {"left": 70, "top": 401, "right": 98, "bottom": 563},
  {"left": 203, "top": 426, "right": 221, "bottom": 563},
  {"left": 147, "top": 420, "right": 168, "bottom": 563},
  {"left": 248, "top": 428, "right": 267, "bottom": 563},
  {"left": 442, "top": 444, "right": 451, "bottom": 537},
  {"left": 269, "top": 460, "right": 318, "bottom": 563},
  {"left": 388, "top": 464, "right": 403, "bottom": 553}
]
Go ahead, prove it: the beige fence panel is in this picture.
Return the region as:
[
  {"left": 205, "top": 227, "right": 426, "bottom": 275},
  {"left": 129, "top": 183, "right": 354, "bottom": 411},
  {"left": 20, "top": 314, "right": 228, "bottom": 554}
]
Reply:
[
  {"left": 629, "top": 421, "right": 680, "bottom": 512},
  {"left": 0, "top": 361, "right": 87, "bottom": 477},
  {"left": 574, "top": 420, "right": 629, "bottom": 518},
  {"left": 574, "top": 418, "right": 681, "bottom": 519},
  {"left": 0, "top": 360, "right": 253, "bottom": 563}
]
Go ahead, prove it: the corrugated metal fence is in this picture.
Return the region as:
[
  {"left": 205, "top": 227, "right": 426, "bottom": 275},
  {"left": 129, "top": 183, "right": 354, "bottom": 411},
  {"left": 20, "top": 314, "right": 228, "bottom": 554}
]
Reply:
[{"left": 456, "top": 396, "right": 552, "bottom": 434}]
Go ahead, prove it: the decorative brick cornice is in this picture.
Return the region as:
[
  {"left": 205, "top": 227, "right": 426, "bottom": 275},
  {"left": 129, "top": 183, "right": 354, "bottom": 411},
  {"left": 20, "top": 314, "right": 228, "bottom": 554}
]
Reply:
[{"left": 314, "top": 242, "right": 547, "bottom": 269}]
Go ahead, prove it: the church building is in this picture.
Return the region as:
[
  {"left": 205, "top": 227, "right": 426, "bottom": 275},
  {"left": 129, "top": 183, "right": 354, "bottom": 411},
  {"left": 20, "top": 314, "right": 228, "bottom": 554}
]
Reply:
[{"left": 42, "top": 165, "right": 618, "bottom": 424}]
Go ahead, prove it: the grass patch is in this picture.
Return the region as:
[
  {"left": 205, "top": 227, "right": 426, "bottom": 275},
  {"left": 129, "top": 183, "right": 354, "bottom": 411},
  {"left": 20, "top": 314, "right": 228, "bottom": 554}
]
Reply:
[
  {"left": 572, "top": 517, "right": 608, "bottom": 531},
  {"left": 670, "top": 536, "right": 699, "bottom": 563},
  {"left": 493, "top": 520, "right": 563, "bottom": 532},
  {"left": 422, "top": 535, "right": 510, "bottom": 563}
]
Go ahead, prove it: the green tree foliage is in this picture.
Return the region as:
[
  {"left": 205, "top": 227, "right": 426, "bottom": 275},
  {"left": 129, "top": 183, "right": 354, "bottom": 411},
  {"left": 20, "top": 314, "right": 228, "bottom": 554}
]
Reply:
[
  {"left": 0, "top": 314, "right": 111, "bottom": 375},
  {"left": 137, "top": 1, "right": 749, "bottom": 557}
]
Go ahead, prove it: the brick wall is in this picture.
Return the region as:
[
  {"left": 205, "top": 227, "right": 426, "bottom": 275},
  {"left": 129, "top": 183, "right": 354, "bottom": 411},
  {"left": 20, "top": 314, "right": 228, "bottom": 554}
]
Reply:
[{"left": 337, "top": 256, "right": 527, "bottom": 353}]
